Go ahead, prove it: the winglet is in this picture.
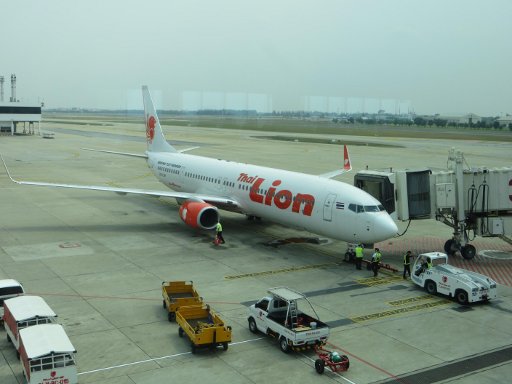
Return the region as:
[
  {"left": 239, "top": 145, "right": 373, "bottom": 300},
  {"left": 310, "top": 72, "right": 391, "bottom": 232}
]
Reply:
[
  {"left": 343, "top": 145, "right": 352, "bottom": 172},
  {"left": 318, "top": 144, "right": 353, "bottom": 179}
]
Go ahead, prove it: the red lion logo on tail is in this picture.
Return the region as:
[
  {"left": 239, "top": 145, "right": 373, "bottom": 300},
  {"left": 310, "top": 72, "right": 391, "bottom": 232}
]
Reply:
[{"left": 146, "top": 115, "right": 156, "bottom": 142}]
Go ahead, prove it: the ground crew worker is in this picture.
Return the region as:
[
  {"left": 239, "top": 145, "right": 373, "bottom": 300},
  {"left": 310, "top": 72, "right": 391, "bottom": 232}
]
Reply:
[
  {"left": 215, "top": 221, "right": 225, "bottom": 244},
  {"left": 355, "top": 244, "right": 364, "bottom": 270},
  {"left": 371, "top": 248, "right": 382, "bottom": 277},
  {"left": 403, "top": 250, "right": 412, "bottom": 279},
  {"left": 426, "top": 257, "right": 432, "bottom": 269}
]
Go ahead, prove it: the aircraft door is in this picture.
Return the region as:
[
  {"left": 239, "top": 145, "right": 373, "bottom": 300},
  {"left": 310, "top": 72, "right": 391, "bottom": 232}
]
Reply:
[{"left": 323, "top": 193, "right": 337, "bottom": 222}]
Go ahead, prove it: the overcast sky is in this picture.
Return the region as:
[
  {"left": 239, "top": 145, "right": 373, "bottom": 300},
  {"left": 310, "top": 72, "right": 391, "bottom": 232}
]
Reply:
[{"left": 1, "top": 0, "right": 511, "bottom": 115}]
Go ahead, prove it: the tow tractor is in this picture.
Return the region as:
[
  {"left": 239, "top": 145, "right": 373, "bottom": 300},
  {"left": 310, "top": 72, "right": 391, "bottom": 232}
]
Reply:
[
  {"left": 248, "top": 287, "right": 329, "bottom": 353},
  {"left": 411, "top": 252, "right": 497, "bottom": 304}
]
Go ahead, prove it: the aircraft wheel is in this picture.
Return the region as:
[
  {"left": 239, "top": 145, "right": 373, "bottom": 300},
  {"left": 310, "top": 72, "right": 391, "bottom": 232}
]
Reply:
[
  {"left": 461, "top": 244, "right": 476, "bottom": 260},
  {"left": 444, "top": 239, "right": 458, "bottom": 256}
]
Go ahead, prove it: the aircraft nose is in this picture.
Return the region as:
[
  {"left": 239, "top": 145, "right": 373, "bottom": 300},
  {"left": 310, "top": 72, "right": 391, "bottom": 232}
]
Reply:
[{"left": 374, "top": 213, "right": 398, "bottom": 242}]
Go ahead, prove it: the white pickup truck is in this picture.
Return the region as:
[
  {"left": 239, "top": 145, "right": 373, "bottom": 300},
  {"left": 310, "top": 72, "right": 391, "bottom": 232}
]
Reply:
[
  {"left": 248, "top": 287, "right": 329, "bottom": 353},
  {"left": 411, "top": 252, "right": 497, "bottom": 304}
]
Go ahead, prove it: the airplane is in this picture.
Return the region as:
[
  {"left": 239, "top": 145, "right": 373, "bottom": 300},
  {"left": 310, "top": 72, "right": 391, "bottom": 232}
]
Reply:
[{"left": 1, "top": 86, "right": 398, "bottom": 246}]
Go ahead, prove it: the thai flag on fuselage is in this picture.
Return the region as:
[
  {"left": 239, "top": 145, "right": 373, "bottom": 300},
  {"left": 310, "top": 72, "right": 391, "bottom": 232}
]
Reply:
[{"left": 336, "top": 202, "right": 344, "bottom": 209}]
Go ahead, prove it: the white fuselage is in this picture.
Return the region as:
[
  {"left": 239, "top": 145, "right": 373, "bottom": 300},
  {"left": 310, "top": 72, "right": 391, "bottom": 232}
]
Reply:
[{"left": 147, "top": 151, "right": 398, "bottom": 244}]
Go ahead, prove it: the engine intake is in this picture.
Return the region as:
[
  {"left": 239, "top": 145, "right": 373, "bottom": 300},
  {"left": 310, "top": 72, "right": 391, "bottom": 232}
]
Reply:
[{"left": 179, "top": 200, "right": 219, "bottom": 230}]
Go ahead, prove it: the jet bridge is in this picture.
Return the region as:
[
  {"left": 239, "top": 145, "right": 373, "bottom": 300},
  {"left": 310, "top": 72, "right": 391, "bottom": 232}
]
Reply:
[{"left": 354, "top": 148, "right": 512, "bottom": 259}]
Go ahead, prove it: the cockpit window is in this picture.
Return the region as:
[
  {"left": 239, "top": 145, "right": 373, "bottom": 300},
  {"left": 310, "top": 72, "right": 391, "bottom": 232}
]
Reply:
[
  {"left": 363, "top": 205, "right": 380, "bottom": 212},
  {"left": 348, "top": 204, "right": 365, "bottom": 213},
  {"left": 349, "top": 204, "right": 382, "bottom": 213}
]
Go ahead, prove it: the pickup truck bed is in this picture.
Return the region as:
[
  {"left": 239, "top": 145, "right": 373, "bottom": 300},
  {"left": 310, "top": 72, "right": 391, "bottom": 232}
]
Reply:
[{"left": 268, "top": 311, "right": 328, "bottom": 330}]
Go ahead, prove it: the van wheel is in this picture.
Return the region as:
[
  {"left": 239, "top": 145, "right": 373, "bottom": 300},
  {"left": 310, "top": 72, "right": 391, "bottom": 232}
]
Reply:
[
  {"left": 248, "top": 318, "right": 258, "bottom": 334},
  {"left": 315, "top": 359, "right": 325, "bottom": 374},
  {"left": 279, "top": 337, "right": 290, "bottom": 353},
  {"left": 425, "top": 280, "right": 437, "bottom": 294},
  {"left": 456, "top": 290, "right": 468, "bottom": 304}
]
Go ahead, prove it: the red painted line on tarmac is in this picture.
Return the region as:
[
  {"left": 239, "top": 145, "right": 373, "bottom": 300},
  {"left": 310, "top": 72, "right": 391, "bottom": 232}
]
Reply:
[
  {"left": 326, "top": 340, "right": 413, "bottom": 384},
  {"left": 27, "top": 291, "right": 240, "bottom": 305}
]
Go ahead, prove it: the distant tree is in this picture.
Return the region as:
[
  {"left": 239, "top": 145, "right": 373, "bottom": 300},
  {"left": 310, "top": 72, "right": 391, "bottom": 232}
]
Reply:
[{"left": 413, "top": 117, "right": 426, "bottom": 126}]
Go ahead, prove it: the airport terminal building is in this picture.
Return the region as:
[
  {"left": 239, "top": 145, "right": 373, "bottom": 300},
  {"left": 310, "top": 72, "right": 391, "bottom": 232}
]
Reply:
[
  {"left": 0, "top": 103, "right": 42, "bottom": 135},
  {"left": 0, "top": 74, "right": 41, "bottom": 135}
]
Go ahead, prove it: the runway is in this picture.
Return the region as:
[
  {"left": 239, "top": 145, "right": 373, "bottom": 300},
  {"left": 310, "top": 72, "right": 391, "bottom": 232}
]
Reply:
[{"left": 1, "top": 118, "right": 511, "bottom": 384}]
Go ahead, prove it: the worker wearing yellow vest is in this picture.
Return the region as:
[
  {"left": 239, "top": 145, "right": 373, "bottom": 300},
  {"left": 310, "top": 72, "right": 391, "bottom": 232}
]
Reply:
[
  {"left": 371, "top": 248, "right": 382, "bottom": 277},
  {"left": 403, "top": 250, "right": 412, "bottom": 279},
  {"left": 215, "top": 222, "right": 225, "bottom": 244},
  {"left": 355, "top": 244, "right": 364, "bottom": 270}
]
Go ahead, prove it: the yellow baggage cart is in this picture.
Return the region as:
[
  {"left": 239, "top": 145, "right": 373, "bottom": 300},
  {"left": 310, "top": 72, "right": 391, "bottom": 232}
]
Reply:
[
  {"left": 176, "top": 304, "right": 232, "bottom": 353},
  {"left": 162, "top": 281, "right": 202, "bottom": 321}
]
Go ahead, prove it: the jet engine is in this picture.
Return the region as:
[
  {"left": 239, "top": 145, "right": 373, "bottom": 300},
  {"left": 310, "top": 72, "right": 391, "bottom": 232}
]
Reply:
[{"left": 179, "top": 200, "right": 219, "bottom": 230}]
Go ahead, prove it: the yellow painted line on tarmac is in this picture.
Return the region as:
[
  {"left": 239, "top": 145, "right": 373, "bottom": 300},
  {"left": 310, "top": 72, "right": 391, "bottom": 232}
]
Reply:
[
  {"left": 356, "top": 275, "right": 403, "bottom": 287},
  {"left": 225, "top": 262, "right": 337, "bottom": 280},
  {"left": 350, "top": 299, "right": 451, "bottom": 323},
  {"left": 388, "top": 295, "right": 435, "bottom": 306}
]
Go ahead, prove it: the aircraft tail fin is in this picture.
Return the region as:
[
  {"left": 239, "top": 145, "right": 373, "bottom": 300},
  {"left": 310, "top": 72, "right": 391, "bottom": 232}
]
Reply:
[{"left": 142, "top": 86, "right": 177, "bottom": 153}]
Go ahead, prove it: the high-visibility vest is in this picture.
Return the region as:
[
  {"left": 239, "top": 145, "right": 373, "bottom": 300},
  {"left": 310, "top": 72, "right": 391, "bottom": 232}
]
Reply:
[
  {"left": 355, "top": 246, "right": 363, "bottom": 258},
  {"left": 373, "top": 252, "right": 381, "bottom": 262},
  {"left": 216, "top": 223, "right": 223, "bottom": 232}
]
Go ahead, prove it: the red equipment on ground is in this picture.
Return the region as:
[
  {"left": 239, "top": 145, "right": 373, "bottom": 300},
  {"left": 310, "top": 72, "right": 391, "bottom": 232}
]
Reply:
[{"left": 314, "top": 345, "right": 350, "bottom": 374}]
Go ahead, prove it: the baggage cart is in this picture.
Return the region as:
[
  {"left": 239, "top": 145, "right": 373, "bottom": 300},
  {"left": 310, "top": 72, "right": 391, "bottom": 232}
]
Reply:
[
  {"left": 162, "top": 281, "right": 202, "bottom": 321},
  {"left": 176, "top": 304, "right": 232, "bottom": 353}
]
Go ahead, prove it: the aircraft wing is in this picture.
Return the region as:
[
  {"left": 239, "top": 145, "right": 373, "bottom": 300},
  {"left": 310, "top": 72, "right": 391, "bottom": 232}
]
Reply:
[
  {"left": 81, "top": 146, "right": 199, "bottom": 157},
  {"left": 1, "top": 154, "right": 241, "bottom": 208}
]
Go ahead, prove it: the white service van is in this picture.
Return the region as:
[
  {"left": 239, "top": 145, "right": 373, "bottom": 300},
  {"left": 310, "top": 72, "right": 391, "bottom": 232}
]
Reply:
[
  {"left": 19, "top": 323, "right": 77, "bottom": 384},
  {"left": 0, "top": 279, "right": 25, "bottom": 323}
]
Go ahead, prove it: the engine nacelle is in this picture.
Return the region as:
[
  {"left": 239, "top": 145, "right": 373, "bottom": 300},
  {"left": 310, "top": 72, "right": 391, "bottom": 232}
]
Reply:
[{"left": 179, "top": 200, "right": 219, "bottom": 230}]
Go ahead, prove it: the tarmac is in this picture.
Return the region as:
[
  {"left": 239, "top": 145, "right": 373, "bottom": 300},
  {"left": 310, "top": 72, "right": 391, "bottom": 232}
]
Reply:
[{"left": 1, "top": 119, "right": 511, "bottom": 384}]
